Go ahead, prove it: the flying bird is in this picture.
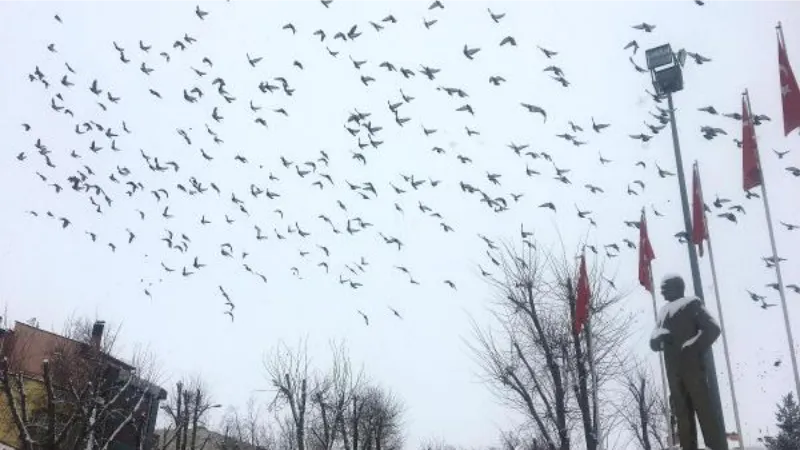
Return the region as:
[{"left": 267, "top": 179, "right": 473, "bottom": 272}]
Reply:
[
  {"left": 463, "top": 44, "right": 481, "bottom": 60},
  {"left": 632, "top": 22, "right": 656, "bottom": 32},
  {"left": 537, "top": 46, "right": 557, "bottom": 58},
  {"left": 388, "top": 307, "right": 403, "bottom": 319},
  {"left": 629, "top": 57, "right": 647, "bottom": 73},
  {"left": 499, "top": 36, "right": 516, "bottom": 47},
  {"left": 247, "top": 53, "right": 263, "bottom": 67},
  {"left": 774, "top": 149, "right": 790, "bottom": 159},
  {"left": 520, "top": 103, "right": 547, "bottom": 122},
  {"left": 687, "top": 52, "right": 712, "bottom": 64},
  {"left": 592, "top": 117, "right": 610, "bottom": 132}
]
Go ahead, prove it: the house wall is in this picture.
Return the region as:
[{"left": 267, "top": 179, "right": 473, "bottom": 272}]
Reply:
[{"left": 0, "top": 322, "right": 164, "bottom": 450}]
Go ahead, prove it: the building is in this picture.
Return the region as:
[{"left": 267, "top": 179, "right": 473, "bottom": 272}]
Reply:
[{"left": 0, "top": 320, "right": 166, "bottom": 450}]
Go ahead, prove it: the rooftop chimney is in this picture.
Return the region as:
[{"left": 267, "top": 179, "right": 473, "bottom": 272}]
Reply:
[{"left": 91, "top": 321, "right": 105, "bottom": 351}]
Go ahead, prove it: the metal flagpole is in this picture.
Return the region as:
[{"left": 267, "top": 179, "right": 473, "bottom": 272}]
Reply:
[
  {"left": 696, "top": 162, "right": 745, "bottom": 449},
  {"left": 648, "top": 270, "right": 675, "bottom": 448},
  {"left": 745, "top": 90, "right": 800, "bottom": 397},
  {"left": 585, "top": 317, "right": 601, "bottom": 450},
  {"left": 666, "top": 92, "right": 728, "bottom": 449}
]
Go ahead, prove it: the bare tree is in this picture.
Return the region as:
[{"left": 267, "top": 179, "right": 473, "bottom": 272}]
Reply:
[
  {"left": 0, "top": 318, "right": 163, "bottom": 450},
  {"left": 307, "top": 341, "right": 362, "bottom": 450},
  {"left": 498, "top": 428, "right": 550, "bottom": 450},
  {"left": 159, "top": 376, "right": 219, "bottom": 450},
  {"left": 356, "top": 385, "right": 404, "bottom": 450},
  {"left": 265, "top": 340, "right": 310, "bottom": 450},
  {"left": 469, "top": 240, "right": 632, "bottom": 450},
  {"left": 417, "top": 436, "right": 455, "bottom": 450},
  {"left": 261, "top": 340, "right": 403, "bottom": 450},
  {"left": 274, "top": 413, "right": 299, "bottom": 450},
  {"left": 215, "top": 400, "right": 278, "bottom": 450},
  {"left": 614, "top": 363, "right": 669, "bottom": 450},
  {"left": 548, "top": 246, "right": 632, "bottom": 450}
]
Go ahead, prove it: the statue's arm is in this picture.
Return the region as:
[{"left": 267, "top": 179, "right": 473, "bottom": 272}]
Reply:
[
  {"left": 685, "top": 302, "right": 721, "bottom": 352},
  {"left": 650, "top": 326, "right": 669, "bottom": 352}
]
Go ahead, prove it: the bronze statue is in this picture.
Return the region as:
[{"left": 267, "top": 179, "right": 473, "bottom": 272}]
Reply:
[{"left": 650, "top": 274, "right": 723, "bottom": 450}]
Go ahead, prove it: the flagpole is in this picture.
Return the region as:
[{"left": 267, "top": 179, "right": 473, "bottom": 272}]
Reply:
[
  {"left": 648, "top": 270, "right": 675, "bottom": 448},
  {"left": 585, "top": 315, "right": 601, "bottom": 450},
  {"left": 697, "top": 163, "right": 744, "bottom": 449},
  {"left": 745, "top": 90, "right": 800, "bottom": 398},
  {"left": 665, "top": 92, "right": 728, "bottom": 449}
]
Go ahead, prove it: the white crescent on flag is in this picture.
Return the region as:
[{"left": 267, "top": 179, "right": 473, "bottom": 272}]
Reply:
[{"left": 780, "top": 65, "right": 792, "bottom": 95}]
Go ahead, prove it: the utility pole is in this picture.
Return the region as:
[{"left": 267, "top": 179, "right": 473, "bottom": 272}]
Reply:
[{"left": 645, "top": 44, "right": 728, "bottom": 450}]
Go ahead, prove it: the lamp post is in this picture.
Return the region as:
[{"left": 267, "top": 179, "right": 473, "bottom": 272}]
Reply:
[{"left": 645, "top": 44, "right": 728, "bottom": 450}]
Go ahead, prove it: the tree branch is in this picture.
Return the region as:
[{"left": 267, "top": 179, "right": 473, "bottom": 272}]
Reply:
[
  {"left": 43, "top": 360, "right": 57, "bottom": 450},
  {"left": 1, "top": 358, "right": 34, "bottom": 450},
  {"left": 99, "top": 388, "right": 147, "bottom": 450}
]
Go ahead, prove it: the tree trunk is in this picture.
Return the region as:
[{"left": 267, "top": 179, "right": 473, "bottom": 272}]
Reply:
[
  {"left": 1, "top": 359, "right": 34, "bottom": 450},
  {"left": 182, "top": 391, "right": 191, "bottom": 450},
  {"left": 339, "top": 412, "right": 351, "bottom": 450},
  {"left": 638, "top": 378, "right": 652, "bottom": 450},
  {"left": 297, "top": 378, "right": 306, "bottom": 450},
  {"left": 567, "top": 281, "right": 596, "bottom": 450},
  {"left": 526, "top": 284, "right": 569, "bottom": 450},
  {"left": 352, "top": 396, "right": 359, "bottom": 450},
  {"left": 191, "top": 389, "right": 201, "bottom": 450},
  {"left": 43, "top": 360, "right": 57, "bottom": 450},
  {"left": 175, "top": 383, "right": 183, "bottom": 450}
]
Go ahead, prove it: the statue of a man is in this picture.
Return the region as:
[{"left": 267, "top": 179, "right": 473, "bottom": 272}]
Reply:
[{"left": 650, "top": 274, "right": 723, "bottom": 450}]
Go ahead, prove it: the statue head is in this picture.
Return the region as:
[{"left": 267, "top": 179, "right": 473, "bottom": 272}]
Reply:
[{"left": 660, "top": 274, "right": 685, "bottom": 301}]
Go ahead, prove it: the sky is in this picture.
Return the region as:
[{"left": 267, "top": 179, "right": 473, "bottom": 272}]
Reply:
[{"left": 1, "top": 0, "right": 799, "bottom": 448}]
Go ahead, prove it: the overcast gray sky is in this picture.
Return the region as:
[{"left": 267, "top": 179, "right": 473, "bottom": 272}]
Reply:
[{"left": 1, "top": 0, "right": 799, "bottom": 448}]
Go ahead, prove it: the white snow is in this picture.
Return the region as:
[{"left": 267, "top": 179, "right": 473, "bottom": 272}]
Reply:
[
  {"left": 650, "top": 327, "right": 670, "bottom": 341},
  {"left": 660, "top": 273, "right": 682, "bottom": 285},
  {"left": 682, "top": 330, "right": 702, "bottom": 349},
  {"left": 654, "top": 296, "right": 720, "bottom": 350},
  {"left": 656, "top": 296, "right": 700, "bottom": 324}
]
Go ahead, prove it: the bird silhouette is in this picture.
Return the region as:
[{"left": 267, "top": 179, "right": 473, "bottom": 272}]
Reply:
[
  {"left": 537, "top": 46, "right": 557, "bottom": 58},
  {"left": 388, "top": 307, "right": 403, "bottom": 319},
  {"left": 463, "top": 44, "right": 481, "bottom": 60},
  {"left": 774, "top": 149, "right": 790, "bottom": 159},
  {"left": 632, "top": 22, "right": 656, "bottom": 32},
  {"left": 592, "top": 118, "right": 610, "bottom": 132},
  {"left": 520, "top": 103, "right": 547, "bottom": 122},
  {"left": 247, "top": 53, "right": 263, "bottom": 67},
  {"left": 624, "top": 40, "right": 639, "bottom": 54},
  {"left": 499, "top": 36, "right": 516, "bottom": 47}
]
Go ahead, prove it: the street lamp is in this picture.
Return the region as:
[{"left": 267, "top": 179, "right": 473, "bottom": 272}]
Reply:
[{"left": 645, "top": 43, "right": 729, "bottom": 450}]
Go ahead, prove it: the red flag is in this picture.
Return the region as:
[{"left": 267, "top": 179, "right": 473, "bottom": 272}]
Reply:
[
  {"left": 778, "top": 27, "right": 800, "bottom": 135},
  {"left": 638, "top": 209, "right": 656, "bottom": 292},
  {"left": 742, "top": 94, "right": 762, "bottom": 191},
  {"left": 691, "top": 163, "right": 707, "bottom": 257},
  {"left": 574, "top": 254, "right": 590, "bottom": 334}
]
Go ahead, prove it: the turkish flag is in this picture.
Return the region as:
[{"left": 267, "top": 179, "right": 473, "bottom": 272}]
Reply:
[
  {"left": 574, "top": 254, "right": 590, "bottom": 334},
  {"left": 638, "top": 209, "right": 656, "bottom": 292},
  {"left": 779, "top": 31, "right": 800, "bottom": 135},
  {"left": 742, "top": 95, "right": 762, "bottom": 191},
  {"left": 691, "top": 163, "right": 707, "bottom": 257}
]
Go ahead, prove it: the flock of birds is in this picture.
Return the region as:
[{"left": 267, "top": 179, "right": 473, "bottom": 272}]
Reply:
[{"left": 12, "top": 0, "right": 800, "bottom": 329}]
